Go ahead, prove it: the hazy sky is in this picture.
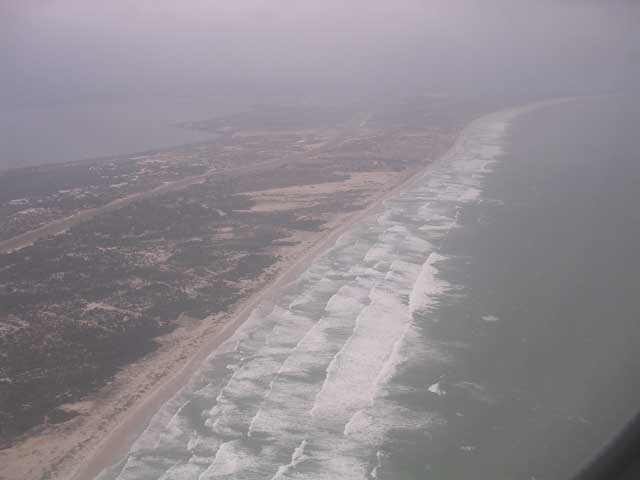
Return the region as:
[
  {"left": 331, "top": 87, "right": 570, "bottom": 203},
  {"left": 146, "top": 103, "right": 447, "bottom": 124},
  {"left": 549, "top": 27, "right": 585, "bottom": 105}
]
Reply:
[{"left": 2, "top": 0, "right": 639, "bottom": 107}]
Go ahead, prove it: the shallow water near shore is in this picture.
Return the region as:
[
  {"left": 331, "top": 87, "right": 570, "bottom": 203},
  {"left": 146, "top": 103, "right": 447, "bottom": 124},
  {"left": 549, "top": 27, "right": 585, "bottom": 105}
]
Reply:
[
  {"left": 96, "top": 96, "right": 640, "bottom": 480},
  {"left": 0, "top": 97, "right": 233, "bottom": 170}
]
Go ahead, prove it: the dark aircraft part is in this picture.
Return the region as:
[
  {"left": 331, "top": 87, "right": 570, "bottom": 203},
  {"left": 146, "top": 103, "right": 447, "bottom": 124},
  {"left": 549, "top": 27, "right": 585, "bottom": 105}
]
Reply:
[{"left": 572, "top": 411, "right": 640, "bottom": 480}]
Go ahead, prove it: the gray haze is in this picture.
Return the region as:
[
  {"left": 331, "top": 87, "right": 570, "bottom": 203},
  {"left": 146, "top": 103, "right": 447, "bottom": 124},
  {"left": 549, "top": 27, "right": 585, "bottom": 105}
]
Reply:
[{"left": 2, "top": 0, "right": 639, "bottom": 109}]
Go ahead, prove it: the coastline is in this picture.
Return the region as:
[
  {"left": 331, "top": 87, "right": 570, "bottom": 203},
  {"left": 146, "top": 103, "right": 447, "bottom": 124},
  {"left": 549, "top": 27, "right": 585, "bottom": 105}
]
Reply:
[
  {"left": 68, "top": 101, "right": 549, "bottom": 479},
  {"left": 1, "top": 100, "right": 565, "bottom": 480},
  {"left": 67, "top": 165, "right": 424, "bottom": 480},
  {"left": 66, "top": 113, "right": 489, "bottom": 479}
]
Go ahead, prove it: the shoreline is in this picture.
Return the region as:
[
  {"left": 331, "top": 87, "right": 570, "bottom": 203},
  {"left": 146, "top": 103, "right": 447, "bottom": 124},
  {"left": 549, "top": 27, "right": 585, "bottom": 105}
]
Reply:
[
  {"left": 3, "top": 99, "right": 570, "bottom": 480},
  {"left": 67, "top": 162, "right": 423, "bottom": 480},
  {"left": 67, "top": 107, "right": 509, "bottom": 479}
]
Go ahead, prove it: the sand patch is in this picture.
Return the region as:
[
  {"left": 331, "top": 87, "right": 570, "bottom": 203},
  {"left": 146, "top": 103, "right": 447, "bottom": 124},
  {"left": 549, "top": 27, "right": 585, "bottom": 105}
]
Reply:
[{"left": 246, "top": 171, "right": 396, "bottom": 212}]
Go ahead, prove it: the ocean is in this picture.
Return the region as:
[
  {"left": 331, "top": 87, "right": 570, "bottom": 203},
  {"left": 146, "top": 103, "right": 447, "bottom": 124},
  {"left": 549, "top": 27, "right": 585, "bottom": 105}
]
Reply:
[{"left": 96, "top": 95, "right": 640, "bottom": 480}]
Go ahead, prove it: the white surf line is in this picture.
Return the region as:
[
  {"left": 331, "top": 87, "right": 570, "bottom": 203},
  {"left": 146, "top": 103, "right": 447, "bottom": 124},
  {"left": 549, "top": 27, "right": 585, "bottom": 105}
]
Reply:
[
  {"left": 269, "top": 439, "right": 308, "bottom": 480},
  {"left": 110, "top": 308, "right": 279, "bottom": 480},
  {"left": 343, "top": 317, "right": 415, "bottom": 438},
  {"left": 247, "top": 280, "right": 372, "bottom": 437},
  {"left": 308, "top": 280, "right": 382, "bottom": 420},
  {"left": 408, "top": 252, "right": 449, "bottom": 318},
  {"left": 198, "top": 439, "right": 252, "bottom": 479},
  {"left": 428, "top": 379, "right": 446, "bottom": 397},
  {"left": 369, "top": 449, "right": 385, "bottom": 479},
  {"left": 342, "top": 255, "right": 443, "bottom": 436},
  {"left": 340, "top": 110, "right": 520, "bottom": 442},
  {"left": 310, "top": 251, "right": 420, "bottom": 426},
  {"left": 202, "top": 308, "right": 284, "bottom": 429},
  {"left": 204, "top": 272, "right": 362, "bottom": 465},
  {"left": 221, "top": 237, "right": 382, "bottom": 437},
  {"left": 248, "top": 284, "right": 376, "bottom": 435}
]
